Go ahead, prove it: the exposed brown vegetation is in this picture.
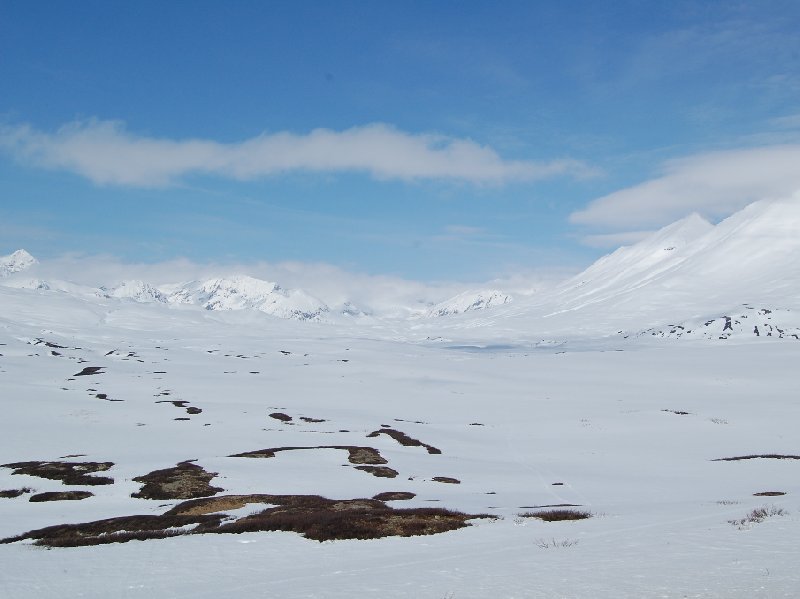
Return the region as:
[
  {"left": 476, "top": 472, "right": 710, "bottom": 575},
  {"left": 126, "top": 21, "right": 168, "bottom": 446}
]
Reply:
[
  {"left": 713, "top": 454, "right": 800, "bottom": 461},
  {"left": 131, "top": 461, "right": 223, "bottom": 500},
  {"left": 29, "top": 491, "right": 93, "bottom": 502},
  {"left": 156, "top": 400, "right": 202, "bottom": 414},
  {"left": 372, "top": 491, "right": 416, "bottom": 501},
  {"left": 432, "top": 477, "right": 460, "bottom": 484},
  {"left": 2, "top": 493, "right": 493, "bottom": 548},
  {"left": 165, "top": 494, "right": 276, "bottom": 516},
  {"left": 367, "top": 428, "right": 441, "bottom": 454},
  {"left": 269, "top": 412, "right": 293, "bottom": 422},
  {"left": 519, "top": 503, "right": 582, "bottom": 509},
  {"left": 520, "top": 509, "right": 592, "bottom": 522},
  {"left": 229, "top": 446, "right": 387, "bottom": 465},
  {"left": 1, "top": 461, "right": 114, "bottom": 486},
  {"left": 299, "top": 416, "right": 327, "bottom": 423},
  {"left": 354, "top": 465, "right": 398, "bottom": 478},
  {"left": 0, "top": 488, "right": 31, "bottom": 498},
  {"left": 174, "top": 494, "right": 492, "bottom": 542},
  {"left": 753, "top": 491, "right": 786, "bottom": 496},
  {"left": 0, "top": 513, "right": 225, "bottom": 547},
  {"left": 729, "top": 505, "right": 787, "bottom": 527},
  {"left": 73, "top": 366, "right": 104, "bottom": 376}
]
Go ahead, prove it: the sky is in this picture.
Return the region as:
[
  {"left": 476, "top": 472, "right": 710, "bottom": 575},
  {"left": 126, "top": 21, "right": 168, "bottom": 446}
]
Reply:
[{"left": 2, "top": 0, "right": 800, "bottom": 283}]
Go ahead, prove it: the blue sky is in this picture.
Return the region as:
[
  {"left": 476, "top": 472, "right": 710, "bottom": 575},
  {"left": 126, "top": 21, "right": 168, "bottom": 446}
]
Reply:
[{"left": 2, "top": 0, "right": 800, "bottom": 281}]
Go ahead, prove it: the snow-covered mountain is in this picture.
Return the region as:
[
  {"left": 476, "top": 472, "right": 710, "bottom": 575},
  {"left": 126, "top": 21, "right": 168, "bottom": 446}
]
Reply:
[
  {"left": 170, "top": 275, "right": 330, "bottom": 321},
  {"left": 551, "top": 197, "right": 798, "bottom": 319},
  {"left": 427, "top": 289, "right": 512, "bottom": 317},
  {"left": 105, "top": 280, "right": 169, "bottom": 303},
  {"left": 0, "top": 249, "right": 37, "bottom": 277},
  {"left": 420, "top": 196, "right": 800, "bottom": 343},
  {"left": 1, "top": 196, "right": 798, "bottom": 335}
]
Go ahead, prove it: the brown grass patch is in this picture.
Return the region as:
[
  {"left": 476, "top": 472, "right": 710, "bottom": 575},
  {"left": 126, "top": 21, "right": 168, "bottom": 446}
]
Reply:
[
  {"left": 131, "top": 461, "right": 223, "bottom": 500},
  {"left": 73, "top": 366, "right": 104, "bottom": 376},
  {"left": 1, "top": 461, "right": 114, "bottom": 486},
  {"left": 0, "top": 488, "right": 32, "bottom": 498},
  {"left": 211, "top": 495, "right": 491, "bottom": 542},
  {"left": 354, "top": 465, "right": 398, "bottom": 478},
  {"left": 519, "top": 503, "right": 582, "bottom": 509},
  {"left": 1, "top": 513, "right": 224, "bottom": 547},
  {"left": 729, "top": 505, "right": 787, "bottom": 527},
  {"left": 373, "top": 492, "right": 416, "bottom": 501},
  {"left": 3, "top": 493, "right": 494, "bottom": 547},
  {"left": 432, "top": 477, "right": 460, "bottom": 484},
  {"left": 269, "top": 412, "right": 293, "bottom": 422},
  {"left": 29, "top": 491, "right": 94, "bottom": 502},
  {"left": 367, "top": 428, "right": 441, "bottom": 454},
  {"left": 713, "top": 454, "right": 800, "bottom": 461},
  {"left": 520, "top": 509, "right": 592, "bottom": 522},
  {"left": 165, "top": 494, "right": 279, "bottom": 516},
  {"left": 229, "top": 446, "right": 387, "bottom": 465},
  {"left": 753, "top": 491, "right": 786, "bottom": 496}
]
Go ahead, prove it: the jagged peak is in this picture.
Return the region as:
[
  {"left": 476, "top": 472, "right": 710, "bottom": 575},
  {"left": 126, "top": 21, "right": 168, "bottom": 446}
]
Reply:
[{"left": 0, "top": 249, "right": 38, "bottom": 277}]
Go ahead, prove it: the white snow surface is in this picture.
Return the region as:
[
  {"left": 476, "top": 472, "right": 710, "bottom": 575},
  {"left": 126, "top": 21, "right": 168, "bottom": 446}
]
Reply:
[{"left": 2, "top": 197, "right": 800, "bottom": 597}]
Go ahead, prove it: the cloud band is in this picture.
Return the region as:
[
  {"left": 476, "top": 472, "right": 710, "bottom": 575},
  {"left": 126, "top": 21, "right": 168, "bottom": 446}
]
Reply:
[{"left": 0, "top": 119, "right": 591, "bottom": 187}]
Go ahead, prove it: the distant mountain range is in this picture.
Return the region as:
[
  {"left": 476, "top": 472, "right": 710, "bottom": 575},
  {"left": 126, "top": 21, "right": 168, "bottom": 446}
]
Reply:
[{"left": 2, "top": 197, "right": 799, "bottom": 336}]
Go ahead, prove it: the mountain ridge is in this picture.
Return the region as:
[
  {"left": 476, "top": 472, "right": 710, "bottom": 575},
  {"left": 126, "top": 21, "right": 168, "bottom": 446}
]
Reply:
[{"left": 2, "top": 196, "right": 798, "bottom": 334}]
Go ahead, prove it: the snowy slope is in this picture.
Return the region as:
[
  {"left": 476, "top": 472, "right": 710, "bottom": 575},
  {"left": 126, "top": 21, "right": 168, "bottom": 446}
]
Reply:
[
  {"left": 0, "top": 249, "right": 37, "bottom": 277},
  {"left": 557, "top": 212, "right": 714, "bottom": 306},
  {"left": 1, "top": 282, "right": 798, "bottom": 598},
  {"left": 563, "top": 197, "right": 800, "bottom": 312},
  {"left": 2, "top": 198, "right": 800, "bottom": 597},
  {"left": 431, "top": 197, "right": 800, "bottom": 343}
]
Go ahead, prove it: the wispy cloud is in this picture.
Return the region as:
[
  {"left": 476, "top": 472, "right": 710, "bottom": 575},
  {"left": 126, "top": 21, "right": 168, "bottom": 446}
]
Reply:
[
  {"left": 769, "top": 112, "right": 800, "bottom": 130},
  {"left": 570, "top": 145, "right": 800, "bottom": 229},
  {"left": 0, "top": 119, "right": 593, "bottom": 187}
]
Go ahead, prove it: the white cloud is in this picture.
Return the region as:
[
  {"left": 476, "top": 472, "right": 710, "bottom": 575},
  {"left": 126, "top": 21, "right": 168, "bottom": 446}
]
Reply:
[
  {"left": 0, "top": 119, "right": 592, "bottom": 187},
  {"left": 570, "top": 145, "right": 800, "bottom": 229}
]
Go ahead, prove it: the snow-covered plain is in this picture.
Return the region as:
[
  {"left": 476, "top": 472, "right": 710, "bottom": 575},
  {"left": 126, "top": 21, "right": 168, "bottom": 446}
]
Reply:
[{"left": 1, "top": 198, "right": 799, "bottom": 598}]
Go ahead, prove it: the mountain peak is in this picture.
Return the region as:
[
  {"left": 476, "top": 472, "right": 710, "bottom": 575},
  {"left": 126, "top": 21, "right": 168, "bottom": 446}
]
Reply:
[
  {"left": 0, "top": 249, "right": 38, "bottom": 277},
  {"left": 170, "top": 274, "right": 329, "bottom": 321},
  {"left": 427, "top": 289, "right": 512, "bottom": 317},
  {"left": 106, "top": 280, "right": 169, "bottom": 303}
]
